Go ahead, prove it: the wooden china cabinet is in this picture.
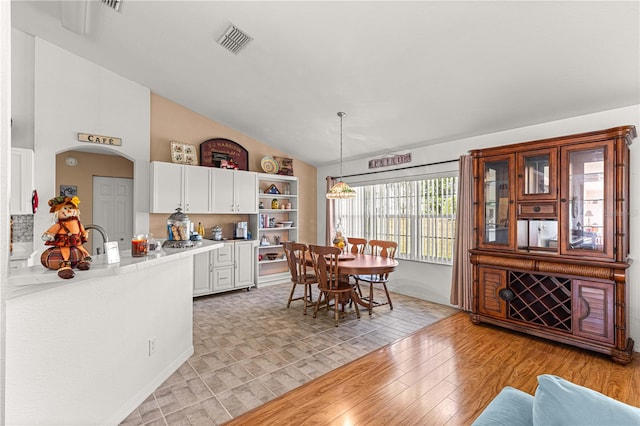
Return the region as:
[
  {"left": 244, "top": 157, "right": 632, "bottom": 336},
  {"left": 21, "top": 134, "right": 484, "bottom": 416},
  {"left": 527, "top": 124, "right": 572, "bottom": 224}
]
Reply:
[{"left": 470, "top": 126, "right": 636, "bottom": 364}]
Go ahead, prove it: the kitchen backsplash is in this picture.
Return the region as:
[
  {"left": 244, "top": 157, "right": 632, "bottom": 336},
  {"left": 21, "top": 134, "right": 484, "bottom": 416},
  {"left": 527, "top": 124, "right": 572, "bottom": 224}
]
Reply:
[{"left": 11, "top": 215, "right": 34, "bottom": 242}]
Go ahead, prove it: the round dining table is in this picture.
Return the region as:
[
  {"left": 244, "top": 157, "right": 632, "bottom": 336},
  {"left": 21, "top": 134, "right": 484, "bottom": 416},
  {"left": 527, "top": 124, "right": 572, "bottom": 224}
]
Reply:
[
  {"left": 336, "top": 253, "right": 398, "bottom": 276},
  {"left": 334, "top": 253, "right": 398, "bottom": 309}
]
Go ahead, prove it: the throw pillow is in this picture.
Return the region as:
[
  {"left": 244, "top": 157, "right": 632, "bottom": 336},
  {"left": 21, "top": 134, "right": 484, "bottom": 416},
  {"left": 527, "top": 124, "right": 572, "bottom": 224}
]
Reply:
[{"left": 533, "top": 374, "right": 640, "bottom": 426}]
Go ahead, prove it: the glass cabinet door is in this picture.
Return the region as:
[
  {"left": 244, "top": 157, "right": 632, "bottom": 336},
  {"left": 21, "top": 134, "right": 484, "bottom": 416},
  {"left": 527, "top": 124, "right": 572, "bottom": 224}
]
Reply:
[
  {"left": 560, "top": 142, "right": 614, "bottom": 258},
  {"left": 517, "top": 148, "right": 557, "bottom": 200},
  {"left": 479, "top": 155, "right": 514, "bottom": 249}
]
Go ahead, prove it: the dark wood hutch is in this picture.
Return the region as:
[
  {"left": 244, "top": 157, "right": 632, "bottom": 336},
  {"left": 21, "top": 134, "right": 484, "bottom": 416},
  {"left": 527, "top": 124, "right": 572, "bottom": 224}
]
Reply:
[{"left": 470, "top": 126, "right": 636, "bottom": 364}]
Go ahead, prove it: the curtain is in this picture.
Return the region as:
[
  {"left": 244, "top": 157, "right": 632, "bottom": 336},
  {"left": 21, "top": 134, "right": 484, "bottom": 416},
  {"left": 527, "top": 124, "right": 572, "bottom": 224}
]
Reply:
[
  {"left": 326, "top": 177, "right": 336, "bottom": 245},
  {"left": 450, "top": 154, "right": 474, "bottom": 311}
]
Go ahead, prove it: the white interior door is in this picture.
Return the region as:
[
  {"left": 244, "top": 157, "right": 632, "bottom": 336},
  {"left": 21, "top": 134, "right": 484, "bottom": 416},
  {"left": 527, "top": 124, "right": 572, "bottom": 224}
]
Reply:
[{"left": 93, "top": 176, "right": 134, "bottom": 254}]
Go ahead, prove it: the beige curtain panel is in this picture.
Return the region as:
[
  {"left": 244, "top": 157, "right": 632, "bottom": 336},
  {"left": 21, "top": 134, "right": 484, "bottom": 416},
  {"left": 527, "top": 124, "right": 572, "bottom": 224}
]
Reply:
[{"left": 450, "top": 154, "right": 473, "bottom": 311}]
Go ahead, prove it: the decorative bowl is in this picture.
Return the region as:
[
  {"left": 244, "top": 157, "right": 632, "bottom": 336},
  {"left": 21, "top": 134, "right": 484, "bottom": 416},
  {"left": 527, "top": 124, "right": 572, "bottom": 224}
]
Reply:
[{"left": 265, "top": 253, "right": 279, "bottom": 260}]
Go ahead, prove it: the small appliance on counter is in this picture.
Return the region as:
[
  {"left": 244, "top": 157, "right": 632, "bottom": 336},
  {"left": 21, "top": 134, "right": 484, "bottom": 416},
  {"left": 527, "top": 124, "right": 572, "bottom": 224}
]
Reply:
[
  {"left": 234, "top": 221, "right": 248, "bottom": 239},
  {"left": 163, "top": 208, "right": 194, "bottom": 248},
  {"left": 212, "top": 225, "right": 223, "bottom": 241}
]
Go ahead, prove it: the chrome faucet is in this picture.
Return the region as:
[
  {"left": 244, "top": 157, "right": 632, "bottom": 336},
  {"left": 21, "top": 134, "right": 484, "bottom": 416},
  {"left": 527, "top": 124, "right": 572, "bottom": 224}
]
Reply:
[{"left": 85, "top": 224, "right": 109, "bottom": 254}]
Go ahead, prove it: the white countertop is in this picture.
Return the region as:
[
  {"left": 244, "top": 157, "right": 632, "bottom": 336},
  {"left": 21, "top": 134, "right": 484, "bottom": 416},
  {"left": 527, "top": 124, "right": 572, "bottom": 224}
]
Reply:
[{"left": 7, "top": 239, "right": 224, "bottom": 299}]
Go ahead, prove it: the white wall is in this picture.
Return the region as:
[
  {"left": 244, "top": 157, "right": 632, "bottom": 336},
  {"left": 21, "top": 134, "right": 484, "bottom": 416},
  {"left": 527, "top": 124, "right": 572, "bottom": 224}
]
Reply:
[
  {"left": 1, "top": 2, "right": 12, "bottom": 423},
  {"left": 10, "top": 28, "right": 34, "bottom": 150},
  {"left": 5, "top": 258, "right": 194, "bottom": 425},
  {"left": 317, "top": 104, "right": 640, "bottom": 347},
  {"left": 27, "top": 35, "right": 150, "bottom": 258}
]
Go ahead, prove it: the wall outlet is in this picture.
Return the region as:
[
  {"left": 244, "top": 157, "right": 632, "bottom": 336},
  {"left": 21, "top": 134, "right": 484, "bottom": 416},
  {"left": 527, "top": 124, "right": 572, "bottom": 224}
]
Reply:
[{"left": 148, "top": 337, "right": 157, "bottom": 356}]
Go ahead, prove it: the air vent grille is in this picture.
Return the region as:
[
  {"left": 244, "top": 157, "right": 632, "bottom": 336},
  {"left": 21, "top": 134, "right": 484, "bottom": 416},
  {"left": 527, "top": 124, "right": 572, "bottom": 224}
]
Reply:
[
  {"left": 101, "top": 0, "right": 122, "bottom": 12},
  {"left": 217, "top": 25, "right": 253, "bottom": 55}
]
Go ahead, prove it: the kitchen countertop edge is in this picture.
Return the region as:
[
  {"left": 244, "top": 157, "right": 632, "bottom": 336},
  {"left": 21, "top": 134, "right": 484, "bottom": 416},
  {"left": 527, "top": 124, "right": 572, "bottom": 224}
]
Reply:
[{"left": 6, "top": 240, "right": 224, "bottom": 299}]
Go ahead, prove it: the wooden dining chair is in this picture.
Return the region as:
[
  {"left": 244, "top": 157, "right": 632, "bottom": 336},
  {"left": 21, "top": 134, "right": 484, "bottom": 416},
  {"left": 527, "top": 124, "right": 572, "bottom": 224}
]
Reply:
[
  {"left": 309, "top": 245, "right": 360, "bottom": 326},
  {"left": 283, "top": 241, "right": 317, "bottom": 315},
  {"left": 346, "top": 237, "right": 367, "bottom": 254},
  {"left": 354, "top": 240, "right": 397, "bottom": 315}
]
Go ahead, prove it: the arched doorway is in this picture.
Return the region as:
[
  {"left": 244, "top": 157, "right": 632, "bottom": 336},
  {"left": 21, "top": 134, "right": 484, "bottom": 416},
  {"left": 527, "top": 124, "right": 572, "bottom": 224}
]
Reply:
[{"left": 55, "top": 149, "right": 134, "bottom": 254}]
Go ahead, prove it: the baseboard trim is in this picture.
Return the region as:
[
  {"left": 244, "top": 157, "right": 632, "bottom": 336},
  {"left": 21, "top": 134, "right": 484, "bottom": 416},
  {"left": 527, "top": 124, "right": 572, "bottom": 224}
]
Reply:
[{"left": 108, "top": 345, "right": 194, "bottom": 425}]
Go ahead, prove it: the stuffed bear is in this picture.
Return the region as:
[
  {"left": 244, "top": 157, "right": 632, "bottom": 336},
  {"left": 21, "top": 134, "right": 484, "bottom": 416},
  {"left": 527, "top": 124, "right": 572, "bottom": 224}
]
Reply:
[{"left": 40, "top": 195, "right": 92, "bottom": 279}]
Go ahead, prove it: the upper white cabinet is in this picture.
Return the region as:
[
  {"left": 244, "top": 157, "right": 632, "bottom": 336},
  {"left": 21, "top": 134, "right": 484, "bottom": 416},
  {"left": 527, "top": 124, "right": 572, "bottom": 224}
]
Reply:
[
  {"left": 211, "top": 168, "right": 257, "bottom": 214},
  {"left": 10, "top": 148, "right": 35, "bottom": 215},
  {"left": 150, "top": 162, "right": 210, "bottom": 213}
]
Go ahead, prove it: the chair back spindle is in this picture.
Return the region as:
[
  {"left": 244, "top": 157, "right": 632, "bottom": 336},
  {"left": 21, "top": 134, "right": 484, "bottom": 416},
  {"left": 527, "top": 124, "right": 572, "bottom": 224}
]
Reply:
[{"left": 346, "top": 237, "right": 367, "bottom": 254}]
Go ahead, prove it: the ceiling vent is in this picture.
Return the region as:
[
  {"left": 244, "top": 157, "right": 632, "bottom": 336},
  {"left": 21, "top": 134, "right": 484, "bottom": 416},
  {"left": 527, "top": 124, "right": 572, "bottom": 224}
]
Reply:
[
  {"left": 217, "top": 24, "right": 253, "bottom": 55},
  {"left": 100, "top": 0, "right": 122, "bottom": 12}
]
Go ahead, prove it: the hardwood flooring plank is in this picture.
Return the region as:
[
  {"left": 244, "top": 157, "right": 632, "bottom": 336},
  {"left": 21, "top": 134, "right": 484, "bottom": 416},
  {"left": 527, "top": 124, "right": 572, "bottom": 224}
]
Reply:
[{"left": 224, "top": 312, "right": 640, "bottom": 426}]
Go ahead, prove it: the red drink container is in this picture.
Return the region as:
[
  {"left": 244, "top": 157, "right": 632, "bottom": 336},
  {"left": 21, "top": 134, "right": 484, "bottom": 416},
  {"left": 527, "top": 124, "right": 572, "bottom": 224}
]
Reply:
[{"left": 131, "top": 236, "right": 148, "bottom": 257}]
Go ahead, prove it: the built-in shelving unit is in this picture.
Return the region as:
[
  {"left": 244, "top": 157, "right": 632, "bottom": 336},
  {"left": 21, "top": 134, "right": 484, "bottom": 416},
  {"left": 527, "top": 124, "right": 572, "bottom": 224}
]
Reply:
[{"left": 251, "top": 173, "right": 298, "bottom": 287}]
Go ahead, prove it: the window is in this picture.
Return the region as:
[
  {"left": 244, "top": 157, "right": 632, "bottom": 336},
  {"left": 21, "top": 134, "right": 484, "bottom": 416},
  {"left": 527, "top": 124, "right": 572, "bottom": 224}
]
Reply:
[{"left": 335, "top": 175, "right": 458, "bottom": 264}]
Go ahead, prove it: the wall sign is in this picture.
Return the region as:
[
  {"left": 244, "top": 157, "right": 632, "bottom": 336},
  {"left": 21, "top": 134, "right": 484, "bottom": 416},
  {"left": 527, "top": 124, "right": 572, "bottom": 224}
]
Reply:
[
  {"left": 368, "top": 153, "right": 412, "bottom": 169},
  {"left": 78, "top": 133, "right": 122, "bottom": 146},
  {"left": 199, "top": 138, "right": 248, "bottom": 170}
]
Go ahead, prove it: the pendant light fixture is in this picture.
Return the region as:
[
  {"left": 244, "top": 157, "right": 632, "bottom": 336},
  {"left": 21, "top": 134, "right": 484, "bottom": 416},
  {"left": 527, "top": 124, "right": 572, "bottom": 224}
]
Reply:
[{"left": 326, "top": 112, "right": 356, "bottom": 199}]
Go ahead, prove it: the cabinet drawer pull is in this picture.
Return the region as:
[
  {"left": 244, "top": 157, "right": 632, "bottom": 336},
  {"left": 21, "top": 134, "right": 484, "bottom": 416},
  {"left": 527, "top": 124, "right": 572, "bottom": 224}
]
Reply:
[{"left": 533, "top": 206, "right": 541, "bottom": 212}]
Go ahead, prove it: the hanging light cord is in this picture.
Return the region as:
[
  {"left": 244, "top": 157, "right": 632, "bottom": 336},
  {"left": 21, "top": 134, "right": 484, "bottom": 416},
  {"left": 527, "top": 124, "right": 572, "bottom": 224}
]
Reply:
[{"left": 338, "top": 111, "right": 346, "bottom": 180}]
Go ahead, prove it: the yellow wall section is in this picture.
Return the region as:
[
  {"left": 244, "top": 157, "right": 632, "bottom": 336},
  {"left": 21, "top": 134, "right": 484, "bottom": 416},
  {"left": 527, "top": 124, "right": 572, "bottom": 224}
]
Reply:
[
  {"left": 55, "top": 151, "right": 134, "bottom": 252},
  {"left": 149, "top": 93, "right": 317, "bottom": 243}
]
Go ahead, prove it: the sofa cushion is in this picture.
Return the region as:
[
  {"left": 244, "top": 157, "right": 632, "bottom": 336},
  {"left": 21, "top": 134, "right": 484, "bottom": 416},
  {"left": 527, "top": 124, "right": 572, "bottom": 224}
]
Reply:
[
  {"left": 471, "top": 386, "right": 534, "bottom": 426},
  {"left": 533, "top": 374, "right": 640, "bottom": 426}
]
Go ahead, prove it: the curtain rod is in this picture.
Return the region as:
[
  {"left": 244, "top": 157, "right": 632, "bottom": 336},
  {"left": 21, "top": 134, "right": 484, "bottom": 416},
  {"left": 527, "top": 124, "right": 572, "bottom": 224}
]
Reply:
[{"left": 331, "top": 158, "right": 459, "bottom": 179}]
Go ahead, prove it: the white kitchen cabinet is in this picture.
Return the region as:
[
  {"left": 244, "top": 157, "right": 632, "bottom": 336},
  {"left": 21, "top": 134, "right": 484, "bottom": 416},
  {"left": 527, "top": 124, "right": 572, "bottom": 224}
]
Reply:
[
  {"left": 211, "top": 168, "right": 257, "bottom": 214},
  {"left": 235, "top": 240, "right": 255, "bottom": 288},
  {"left": 150, "top": 161, "right": 210, "bottom": 213},
  {"left": 10, "top": 148, "right": 35, "bottom": 214},
  {"left": 193, "top": 241, "right": 255, "bottom": 296}
]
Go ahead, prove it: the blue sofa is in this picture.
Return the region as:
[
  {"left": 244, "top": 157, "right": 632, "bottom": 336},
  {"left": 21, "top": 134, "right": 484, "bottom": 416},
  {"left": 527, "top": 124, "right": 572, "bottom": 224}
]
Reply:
[{"left": 472, "top": 374, "right": 640, "bottom": 426}]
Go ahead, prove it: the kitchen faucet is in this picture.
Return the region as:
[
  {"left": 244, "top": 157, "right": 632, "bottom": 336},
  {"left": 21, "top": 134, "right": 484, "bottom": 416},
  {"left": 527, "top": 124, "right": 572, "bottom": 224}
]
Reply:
[{"left": 85, "top": 224, "right": 109, "bottom": 255}]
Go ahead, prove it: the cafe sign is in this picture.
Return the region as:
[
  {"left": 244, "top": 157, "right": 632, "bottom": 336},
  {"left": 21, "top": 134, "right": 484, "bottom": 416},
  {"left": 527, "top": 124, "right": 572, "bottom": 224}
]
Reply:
[
  {"left": 78, "top": 133, "right": 122, "bottom": 146},
  {"left": 368, "top": 153, "right": 412, "bottom": 169}
]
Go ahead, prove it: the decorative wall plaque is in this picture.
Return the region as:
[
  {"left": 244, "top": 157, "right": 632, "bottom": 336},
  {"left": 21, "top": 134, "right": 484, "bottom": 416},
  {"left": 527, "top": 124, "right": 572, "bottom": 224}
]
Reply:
[
  {"left": 170, "top": 141, "right": 198, "bottom": 165},
  {"left": 275, "top": 156, "right": 294, "bottom": 176},
  {"left": 199, "top": 138, "right": 248, "bottom": 170},
  {"left": 368, "top": 153, "right": 412, "bottom": 169},
  {"left": 78, "top": 133, "right": 122, "bottom": 146}
]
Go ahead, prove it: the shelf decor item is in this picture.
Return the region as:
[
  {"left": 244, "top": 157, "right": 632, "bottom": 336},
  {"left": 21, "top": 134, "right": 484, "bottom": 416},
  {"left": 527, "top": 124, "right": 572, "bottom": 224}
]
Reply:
[
  {"left": 261, "top": 156, "right": 279, "bottom": 174},
  {"left": 275, "top": 156, "right": 294, "bottom": 176},
  {"left": 170, "top": 141, "right": 198, "bottom": 165},
  {"left": 266, "top": 184, "right": 280, "bottom": 194}
]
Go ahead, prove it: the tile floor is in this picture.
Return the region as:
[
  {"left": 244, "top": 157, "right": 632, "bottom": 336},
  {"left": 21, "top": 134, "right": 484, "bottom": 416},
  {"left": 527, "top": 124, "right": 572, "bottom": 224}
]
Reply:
[{"left": 120, "top": 282, "right": 458, "bottom": 425}]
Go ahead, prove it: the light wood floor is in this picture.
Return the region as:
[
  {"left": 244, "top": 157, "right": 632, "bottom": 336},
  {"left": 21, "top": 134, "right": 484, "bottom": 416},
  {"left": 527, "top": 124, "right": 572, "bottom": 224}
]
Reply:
[{"left": 225, "top": 311, "right": 640, "bottom": 425}]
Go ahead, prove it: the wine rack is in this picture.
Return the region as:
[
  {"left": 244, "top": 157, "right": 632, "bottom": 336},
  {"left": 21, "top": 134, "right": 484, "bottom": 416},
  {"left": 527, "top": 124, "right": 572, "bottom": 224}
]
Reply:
[{"left": 508, "top": 272, "right": 571, "bottom": 332}]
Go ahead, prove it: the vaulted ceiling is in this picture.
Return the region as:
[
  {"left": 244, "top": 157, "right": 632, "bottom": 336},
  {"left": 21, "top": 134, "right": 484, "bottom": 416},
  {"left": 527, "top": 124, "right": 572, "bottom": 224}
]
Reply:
[{"left": 11, "top": 1, "right": 640, "bottom": 167}]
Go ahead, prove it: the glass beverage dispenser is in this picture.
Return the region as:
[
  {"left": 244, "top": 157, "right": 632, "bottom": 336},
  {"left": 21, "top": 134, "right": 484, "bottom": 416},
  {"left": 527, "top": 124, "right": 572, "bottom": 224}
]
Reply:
[{"left": 162, "top": 207, "right": 194, "bottom": 248}]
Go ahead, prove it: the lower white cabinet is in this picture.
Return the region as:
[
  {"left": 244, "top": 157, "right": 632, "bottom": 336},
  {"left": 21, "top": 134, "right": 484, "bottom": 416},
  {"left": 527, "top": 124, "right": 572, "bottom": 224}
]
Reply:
[{"left": 193, "top": 241, "right": 255, "bottom": 296}]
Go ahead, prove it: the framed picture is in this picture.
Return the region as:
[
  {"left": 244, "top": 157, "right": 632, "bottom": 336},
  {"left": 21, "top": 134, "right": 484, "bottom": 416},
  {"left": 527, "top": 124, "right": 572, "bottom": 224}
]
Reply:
[
  {"left": 275, "top": 156, "right": 294, "bottom": 176},
  {"left": 60, "top": 185, "right": 77, "bottom": 197},
  {"left": 170, "top": 141, "right": 198, "bottom": 165}
]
